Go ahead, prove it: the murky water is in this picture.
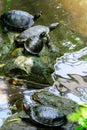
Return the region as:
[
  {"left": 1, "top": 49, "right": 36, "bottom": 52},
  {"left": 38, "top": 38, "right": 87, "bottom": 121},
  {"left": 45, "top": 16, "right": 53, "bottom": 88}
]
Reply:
[
  {"left": 60, "top": 0, "right": 87, "bottom": 37},
  {"left": 0, "top": 0, "right": 87, "bottom": 128}
]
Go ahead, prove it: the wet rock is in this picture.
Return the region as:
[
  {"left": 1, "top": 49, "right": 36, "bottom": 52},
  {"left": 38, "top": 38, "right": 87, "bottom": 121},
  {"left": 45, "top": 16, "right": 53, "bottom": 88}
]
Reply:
[
  {"left": 31, "top": 90, "right": 79, "bottom": 115},
  {"left": 0, "top": 29, "right": 58, "bottom": 87},
  {"left": 0, "top": 113, "right": 77, "bottom": 130},
  {"left": 0, "top": 111, "right": 38, "bottom": 130},
  {"left": 1, "top": 52, "right": 53, "bottom": 86}
]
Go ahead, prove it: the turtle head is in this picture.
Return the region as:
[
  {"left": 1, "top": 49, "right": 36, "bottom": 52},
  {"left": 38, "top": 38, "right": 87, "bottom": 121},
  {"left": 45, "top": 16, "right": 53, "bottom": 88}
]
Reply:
[
  {"left": 23, "top": 103, "right": 31, "bottom": 115},
  {"left": 33, "top": 11, "right": 42, "bottom": 21},
  {"left": 49, "top": 22, "right": 59, "bottom": 31},
  {"left": 39, "top": 31, "right": 47, "bottom": 38},
  {"left": 14, "top": 35, "right": 26, "bottom": 43}
]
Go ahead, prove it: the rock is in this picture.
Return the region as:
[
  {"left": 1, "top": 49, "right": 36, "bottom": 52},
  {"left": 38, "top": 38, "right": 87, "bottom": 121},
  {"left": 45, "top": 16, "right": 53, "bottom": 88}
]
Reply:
[
  {"left": 0, "top": 111, "right": 38, "bottom": 130},
  {"left": 1, "top": 53, "right": 53, "bottom": 86},
  {"left": 31, "top": 90, "right": 79, "bottom": 115},
  {"left": 0, "top": 30, "right": 58, "bottom": 87}
]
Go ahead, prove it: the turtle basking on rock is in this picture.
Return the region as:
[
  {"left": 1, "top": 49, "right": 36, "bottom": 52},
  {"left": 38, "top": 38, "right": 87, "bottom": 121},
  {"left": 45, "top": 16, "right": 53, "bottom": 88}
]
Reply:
[
  {"left": 22, "top": 103, "right": 67, "bottom": 127},
  {"left": 24, "top": 31, "right": 50, "bottom": 55},
  {"left": 14, "top": 22, "right": 59, "bottom": 55},
  {"left": 0, "top": 10, "right": 42, "bottom": 33},
  {"left": 15, "top": 23, "right": 59, "bottom": 43}
]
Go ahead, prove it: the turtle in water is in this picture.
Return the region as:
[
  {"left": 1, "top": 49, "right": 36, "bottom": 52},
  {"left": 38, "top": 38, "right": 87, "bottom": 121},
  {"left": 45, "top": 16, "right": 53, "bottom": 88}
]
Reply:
[
  {"left": 14, "top": 22, "right": 59, "bottom": 55},
  {"left": 0, "top": 10, "right": 42, "bottom": 33},
  {"left": 23, "top": 103, "right": 67, "bottom": 127}
]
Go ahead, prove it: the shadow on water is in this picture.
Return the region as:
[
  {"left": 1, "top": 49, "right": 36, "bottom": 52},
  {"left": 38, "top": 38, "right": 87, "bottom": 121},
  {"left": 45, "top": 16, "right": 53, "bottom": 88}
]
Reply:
[{"left": 0, "top": 0, "right": 87, "bottom": 129}]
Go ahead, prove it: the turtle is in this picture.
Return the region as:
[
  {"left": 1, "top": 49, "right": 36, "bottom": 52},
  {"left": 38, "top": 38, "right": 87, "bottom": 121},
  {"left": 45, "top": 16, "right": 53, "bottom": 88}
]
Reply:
[
  {"left": 0, "top": 10, "right": 42, "bottom": 33},
  {"left": 14, "top": 22, "right": 59, "bottom": 55},
  {"left": 23, "top": 103, "right": 67, "bottom": 127},
  {"left": 23, "top": 31, "right": 50, "bottom": 56},
  {"left": 15, "top": 22, "right": 59, "bottom": 43}
]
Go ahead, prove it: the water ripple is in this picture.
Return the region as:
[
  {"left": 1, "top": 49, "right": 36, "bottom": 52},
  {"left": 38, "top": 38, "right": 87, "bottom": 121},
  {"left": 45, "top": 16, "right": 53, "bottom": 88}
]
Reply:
[{"left": 53, "top": 47, "right": 87, "bottom": 103}]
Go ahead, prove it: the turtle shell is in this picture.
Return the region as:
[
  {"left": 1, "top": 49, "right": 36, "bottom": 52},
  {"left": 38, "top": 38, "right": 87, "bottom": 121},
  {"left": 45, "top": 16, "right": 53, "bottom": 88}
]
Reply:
[
  {"left": 24, "top": 32, "right": 49, "bottom": 55},
  {"left": 23, "top": 104, "right": 66, "bottom": 127},
  {"left": 14, "top": 23, "right": 58, "bottom": 43},
  {"left": 24, "top": 36, "right": 44, "bottom": 55},
  {"left": 15, "top": 25, "right": 49, "bottom": 43},
  {"left": 1, "top": 10, "right": 36, "bottom": 32}
]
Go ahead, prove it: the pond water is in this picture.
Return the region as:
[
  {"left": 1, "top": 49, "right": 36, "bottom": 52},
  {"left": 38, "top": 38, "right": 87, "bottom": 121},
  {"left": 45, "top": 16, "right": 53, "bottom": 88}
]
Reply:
[{"left": 0, "top": 0, "right": 87, "bottom": 128}]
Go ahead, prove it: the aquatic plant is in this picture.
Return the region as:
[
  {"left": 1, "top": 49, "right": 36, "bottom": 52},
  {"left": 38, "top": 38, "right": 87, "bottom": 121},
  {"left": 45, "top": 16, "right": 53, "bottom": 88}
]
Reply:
[
  {"left": 5, "top": 0, "right": 12, "bottom": 11},
  {"left": 68, "top": 104, "right": 87, "bottom": 130}
]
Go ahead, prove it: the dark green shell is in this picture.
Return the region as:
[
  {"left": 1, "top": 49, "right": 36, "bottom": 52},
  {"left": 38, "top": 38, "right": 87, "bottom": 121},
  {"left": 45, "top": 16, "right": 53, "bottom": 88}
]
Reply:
[
  {"left": 24, "top": 104, "right": 66, "bottom": 127},
  {"left": 15, "top": 23, "right": 59, "bottom": 43},
  {"left": 1, "top": 10, "right": 35, "bottom": 31},
  {"left": 24, "top": 32, "right": 49, "bottom": 55}
]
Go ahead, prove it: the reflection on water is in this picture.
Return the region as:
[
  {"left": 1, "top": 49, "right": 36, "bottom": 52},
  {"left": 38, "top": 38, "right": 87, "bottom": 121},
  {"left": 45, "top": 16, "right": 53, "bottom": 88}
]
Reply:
[
  {"left": 53, "top": 47, "right": 87, "bottom": 103},
  {"left": 0, "top": 78, "right": 11, "bottom": 127},
  {"left": 0, "top": 77, "right": 23, "bottom": 127},
  {"left": 54, "top": 47, "right": 87, "bottom": 79}
]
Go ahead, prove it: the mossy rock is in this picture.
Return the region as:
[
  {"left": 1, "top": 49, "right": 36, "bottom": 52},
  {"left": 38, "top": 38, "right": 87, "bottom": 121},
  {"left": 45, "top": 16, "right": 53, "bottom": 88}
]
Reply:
[
  {"left": 1, "top": 54, "right": 53, "bottom": 85},
  {"left": 31, "top": 90, "right": 79, "bottom": 115}
]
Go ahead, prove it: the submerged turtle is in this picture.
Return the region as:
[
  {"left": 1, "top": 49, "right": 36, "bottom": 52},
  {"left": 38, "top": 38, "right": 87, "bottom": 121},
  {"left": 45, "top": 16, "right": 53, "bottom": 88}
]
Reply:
[
  {"left": 1, "top": 10, "right": 42, "bottom": 33},
  {"left": 14, "top": 22, "right": 59, "bottom": 55},
  {"left": 23, "top": 103, "right": 67, "bottom": 127}
]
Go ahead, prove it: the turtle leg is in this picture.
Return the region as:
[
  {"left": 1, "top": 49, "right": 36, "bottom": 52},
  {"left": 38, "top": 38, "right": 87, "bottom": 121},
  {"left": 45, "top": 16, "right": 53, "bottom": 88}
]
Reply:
[
  {"left": 3, "top": 26, "right": 8, "bottom": 33},
  {"left": 44, "top": 35, "right": 51, "bottom": 48}
]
